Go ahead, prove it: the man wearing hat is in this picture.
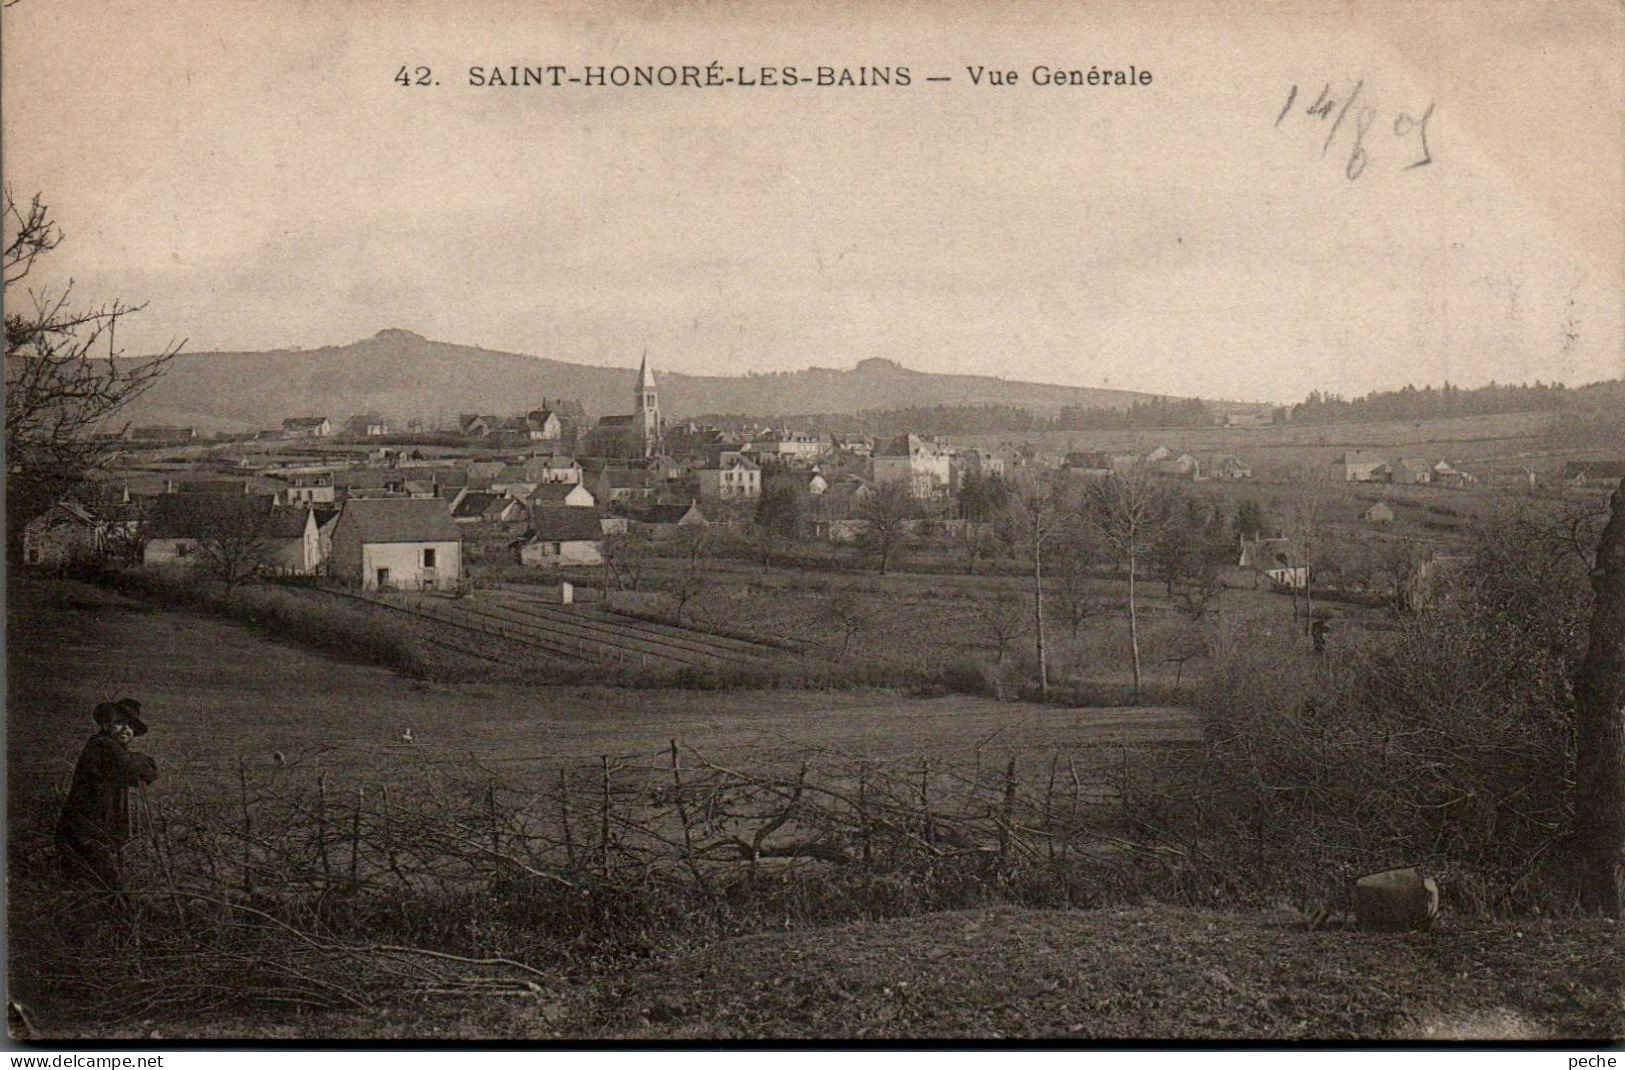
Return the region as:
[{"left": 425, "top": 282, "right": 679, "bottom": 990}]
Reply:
[{"left": 55, "top": 698, "right": 158, "bottom": 892}]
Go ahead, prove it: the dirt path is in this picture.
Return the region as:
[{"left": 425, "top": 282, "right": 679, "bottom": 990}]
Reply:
[
  {"left": 548, "top": 906, "right": 1622, "bottom": 1041},
  {"left": 43, "top": 905, "right": 1618, "bottom": 1041}
]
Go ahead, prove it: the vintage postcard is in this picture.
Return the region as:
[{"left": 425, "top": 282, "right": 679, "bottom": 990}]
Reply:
[{"left": 4, "top": 0, "right": 1622, "bottom": 1047}]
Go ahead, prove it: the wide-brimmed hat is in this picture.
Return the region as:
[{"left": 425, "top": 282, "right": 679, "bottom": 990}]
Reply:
[{"left": 93, "top": 698, "right": 148, "bottom": 737}]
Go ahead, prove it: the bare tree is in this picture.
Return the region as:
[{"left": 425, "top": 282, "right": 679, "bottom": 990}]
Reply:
[
  {"left": 971, "top": 590, "right": 1030, "bottom": 666},
  {"left": 858, "top": 481, "right": 914, "bottom": 575},
  {"left": 1375, "top": 537, "right": 1428, "bottom": 615},
  {"left": 1004, "top": 476, "right": 1075, "bottom": 694},
  {"left": 753, "top": 474, "right": 807, "bottom": 567},
  {"left": 1160, "top": 619, "right": 1213, "bottom": 688},
  {"left": 1085, "top": 472, "right": 1171, "bottom": 705},
  {"left": 5, "top": 189, "right": 182, "bottom": 547},
  {"left": 1282, "top": 494, "right": 1326, "bottom": 634},
  {"left": 186, "top": 497, "right": 285, "bottom": 589},
  {"left": 1572, "top": 485, "right": 1624, "bottom": 915},
  {"left": 818, "top": 586, "right": 872, "bottom": 658},
  {"left": 1150, "top": 494, "right": 1231, "bottom": 621},
  {"left": 601, "top": 530, "right": 651, "bottom": 596},
  {"left": 669, "top": 526, "right": 713, "bottom": 625},
  {"left": 1051, "top": 523, "right": 1102, "bottom": 639}
]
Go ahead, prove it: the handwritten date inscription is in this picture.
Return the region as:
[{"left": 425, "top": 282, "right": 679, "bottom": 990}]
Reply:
[{"left": 1277, "top": 80, "right": 1434, "bottom": 180}]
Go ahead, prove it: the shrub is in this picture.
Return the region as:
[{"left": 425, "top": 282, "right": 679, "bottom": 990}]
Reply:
[
  {"left": 92, "top": 567, "right": 427, "bottom": 677},
  {"left": 1143, "top": 503, "right": 1601, "bottom": 913}
]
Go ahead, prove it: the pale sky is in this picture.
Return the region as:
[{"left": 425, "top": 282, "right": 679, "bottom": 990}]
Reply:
[{"left": 4, "top": 0, "right": 1621, "bottom": 403}]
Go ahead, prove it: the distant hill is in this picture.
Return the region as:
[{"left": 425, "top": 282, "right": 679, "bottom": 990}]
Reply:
[{"left": 113, "top": 329, "right": 1184, "bottom": 432}]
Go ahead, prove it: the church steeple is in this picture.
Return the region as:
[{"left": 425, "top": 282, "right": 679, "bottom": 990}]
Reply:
[
  {"left": 634, "top": 348, "right": 660, "bottom": 456},
  {"left": 635, "top": 348, "right": 657, "bottom": 403}
]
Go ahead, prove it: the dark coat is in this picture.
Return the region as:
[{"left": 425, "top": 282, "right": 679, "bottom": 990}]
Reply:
[{"left": 56, "top": 732, "right": 158, "bottom": 849}]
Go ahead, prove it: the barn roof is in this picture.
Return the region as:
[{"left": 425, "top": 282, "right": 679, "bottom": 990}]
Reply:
[
  {"left": 339, "top": 497, "right": 460, "bottom": 543},
  {"left": 451, "top": 491, "right": 502, "bottom": 519},
  {"left": 529, "top": 507, "right": 606, "bottom": 542},
  {"left": 529, "top": 482, "right": 590, "bottom": 503},
  {"left": 143, "top": 494, "right": 293, "bottom": 540}
]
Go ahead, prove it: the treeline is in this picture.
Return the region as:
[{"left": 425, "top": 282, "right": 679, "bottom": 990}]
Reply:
[
  {"left": 1277, "top": 379, "right": 1610, "bottom": 425},
  {"left": 686, "top": 378, "right": 1621, "bottom": 437},
  {"left": 687, "top": 397, "right": 1215, "bottom": 437}
]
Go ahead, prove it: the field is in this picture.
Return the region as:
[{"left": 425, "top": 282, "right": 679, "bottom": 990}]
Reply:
[
  {"left": 7, "top": 578, "right": 1197, "bottom": 819},
  {"left": 962, "top": 410, "right": 1568, "bottom": 470},
  {"left": 9, "top": 573, "right": 1621, "bottom": 1041}
]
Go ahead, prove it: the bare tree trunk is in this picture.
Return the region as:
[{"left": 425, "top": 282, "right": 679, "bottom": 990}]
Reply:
[
  {"left": 1305, "top": 565, "right": 1314, "bottom": 637},
  {"left": 1034, "top": 521, "right": 1048, "bottom": 696},
  {"left": 1574, "top": 485, "right": 1625, "bottom": 916},
  {"left": 1128, "top": 543, "right": 1142, "bottom": 704}
]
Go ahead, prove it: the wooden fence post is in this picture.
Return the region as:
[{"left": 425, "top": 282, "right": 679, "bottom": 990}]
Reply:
[
  {"left": 670, "top": 739, "right": 693, "bottom": 860},
  {"left": 999, "top": 756, "right": 1017, "bottom": 862},
  {"left": 558, "top": 768, "right": 577, "bottom": 870},
  {"left": 1067, "top": 756, "right": 1082, "bottom": 865},
  {"left": 350, "top": 787, "right": 364, "bottom": 888},
  {"left": 487, "top": 780, "right": 500, "bottom": 861},
  {"left": 1043, "top": 754, "right": 1058, "bottom": 862},
  {"left": 237, "top": 757, "right": 253, "bottom": 897},
  {"left": 600, "top": 755, "right": 612, "bottom": 879},
  {"left": 920, "top": 760, "right": 935, "bottom": 850},
  {"left": 316, "top": 770, "right": 332, "bottom": 886},
  {"left": 858, "top": 765, "right": 872, "bottom": 868}
]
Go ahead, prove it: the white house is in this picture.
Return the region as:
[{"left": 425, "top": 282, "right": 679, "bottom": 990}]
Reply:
[
  {"left": 1389, "top": 458, "right": 1432, "bottom": 485},
  {"left": 697, "top": 455, "right": 762, "bottom": 501},
  {"left": 1157, "top": 452, "right": 1202, "bottom": 480},
  {"left": 277, "top": 469, "right": 337, "bottom": 506},
  {"left": 749, "top": 429, "right": 824, "bottom": 468},
  {"left": 1330, "top": 450, "right": 1389, "bottom": 482},
  {"left": 592, "top": 467, "right": 658, "bottom": 504},
  {"left": 329, "top": 497, "right": 462, "bottom": 591},
  {"left": 520, "top": 508, "right": 606, "bottom": 567},
  {"left": 281, "top": 416, "right": 332, "bottom": 439},
  {"left": 1208, "top": 455, "right": 1253, "bottom": 480},
  {"left": 952, "top": 447, "right": 1005, "bottom": 487},
  {"left": 526, "top": 482, "right": 596, "bottom": 508},
  {"left": 870, "top": 433, "right": 951, "bottom": 498},
  {"left": 526, "top": 409, "right": 564, "bottom": 441}
]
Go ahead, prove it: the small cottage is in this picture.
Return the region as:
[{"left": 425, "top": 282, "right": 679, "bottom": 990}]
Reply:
[
  {"left": 329, "top": 497, "right": 462, "bottom": 591},
  {"left": 21, "top": 501, "right": 102, "bottom": 568},
  {"left": 1362, "top": 501, "right": 1396, "bottom": 524},
  {"left": 520, "top": 508, "right": 606, "bottom": 567}
]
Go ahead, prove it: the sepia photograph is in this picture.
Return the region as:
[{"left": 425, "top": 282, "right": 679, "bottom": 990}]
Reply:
[{"left": 4, "top": 0, "right": 1622, "bottom": 1047}]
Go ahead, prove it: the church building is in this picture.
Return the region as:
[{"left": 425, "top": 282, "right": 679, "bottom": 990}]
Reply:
[{"left": 587, "top": 352, "right": 662, "bottom": 458}]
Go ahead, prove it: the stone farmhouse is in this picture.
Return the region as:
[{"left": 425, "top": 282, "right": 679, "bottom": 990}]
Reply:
[
  {"left": 21, "top": 501, "right": 104, "bottom": 568},
  {"left": 329, "top": 497, "right": 462, "bottom": 591}
]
